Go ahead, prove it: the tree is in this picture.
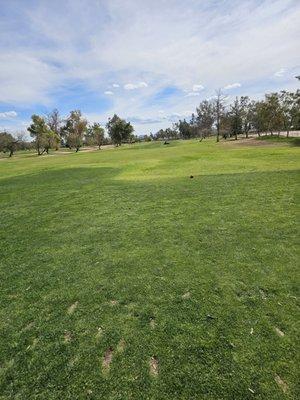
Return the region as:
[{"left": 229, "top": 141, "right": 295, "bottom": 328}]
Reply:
[
  {"left": 229, "top": 97, "right": 243, "bottom": 140},
  {"left": 62, "top": 110, "right": 88, "bottom": 152},
  {"left": 176, "top": 119, "right": 194, "bottom": 139},
  {"left": 240, "top": 96, "right": 255, "bottom": 139},
  {"left": 47, "top": 109, "right": 62, "bottom": 149},
  {"left": 213, "top": 89, "right": 226, "bottom": 142},
  {"left": 86, "top": 123, "right": 105, "bottom": 149},
  {"left": 27, "top": 115, "right": 50, "bottom": 155},
  {"left": 0, "top": 132, "right": 18, "bottom": 157},
  {"left": 264, "top": 93, "right": 283, "bottom": 135},
  {"left": 195, "top": 100, "right": 215, "bottom": 139},
  {"left": 279, "top": 90, "right": 300, "bottom": 137},
  {"left": 106, "top": 114, "right": 134, "bottom": 146}
]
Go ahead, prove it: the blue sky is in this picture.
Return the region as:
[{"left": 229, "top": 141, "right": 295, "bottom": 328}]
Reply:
[{"left": 0, "top": 0, "right": 299, "bottom": 135}]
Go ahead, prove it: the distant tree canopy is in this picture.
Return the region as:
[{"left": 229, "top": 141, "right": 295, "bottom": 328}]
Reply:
[
  {"left": 3, "top": 88, "right": 299, "bottom": 157},
  {"left": 151, "top": 89, "right": 300, "bottom": 142},
  {"left": 106, "top": 114, "right": 134, "bottom": 146}
]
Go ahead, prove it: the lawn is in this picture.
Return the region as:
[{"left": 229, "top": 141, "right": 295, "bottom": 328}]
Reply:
[{"left": 0, "top": 139, "right": 299, "bottom": 399}]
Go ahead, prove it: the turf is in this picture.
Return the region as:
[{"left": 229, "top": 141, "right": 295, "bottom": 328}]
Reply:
[{"left": 0, "top": 139, "right": 299, "bottom": 399}]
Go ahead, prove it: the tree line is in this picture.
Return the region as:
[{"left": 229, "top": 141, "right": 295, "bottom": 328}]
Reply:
[
  {"left": 146, "top": 89, "right": 300, "bottom": 142},
  {"left": 0, "top": 89, "right": 299, "bottom": 156},
  {"left": 0, "top": 111, "right": 135, "bottom": 156}
]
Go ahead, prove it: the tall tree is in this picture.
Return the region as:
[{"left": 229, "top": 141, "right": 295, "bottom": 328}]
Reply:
[
  {"left": 27, "top": 115, "right": 50, "bottom": 155},
  {"left": 0, "top": 132, "right": 18, "bottom": 157},
  {"left": 279, "top": 90, "right": 300, "bottom": 137},
  {"left": 86, "top": 123, "right": 105, "bottom": 149},
  {"left": 195, "top": 100, "right": 215, "bottom": 139},
  {"left": 264, "top": 93, "right": 283, "bottom": 135},
  {"left": 213, "top": 89, "right": 226, "bottom": 142},
  {"left": 229, "top": 97, "right": 243, "bottom": 140},
  {"left": 63, "top": 110, "right": 88, "bottom": 152},
  {"left": 176, "top": 119, "right": 193, "bottom": 139},
  {"left": 47, "top": 109, "right": 62, "bottom": 149},
  {"left": 106, "top": 114, "right": 133, "bottom": 146}
]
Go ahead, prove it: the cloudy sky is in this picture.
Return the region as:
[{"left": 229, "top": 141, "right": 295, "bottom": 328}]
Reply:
[{"left": 0, "top": 0, "right": 299, "bottom": 135}]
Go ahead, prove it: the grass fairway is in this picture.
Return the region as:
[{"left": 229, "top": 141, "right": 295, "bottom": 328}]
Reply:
[{"left": 0, "top": 139, "right": 299, "bottom": 399}]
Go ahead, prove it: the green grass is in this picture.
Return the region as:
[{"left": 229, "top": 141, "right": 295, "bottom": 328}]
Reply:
[
  {"left": 257, "top": 135, "right": 300, "bottom": 146},
  {"left": 0, "top": 139, "right": 299, "bottom": 399}
]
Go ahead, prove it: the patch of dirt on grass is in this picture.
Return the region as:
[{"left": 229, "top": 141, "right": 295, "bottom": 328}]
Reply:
[
  {"left": 64, "top": 331, "right": 72, "bottom": 343},
  {"left": 274, "top": 327, "right": 285, "bottom": 337},
  {"left": 222, "top": 137, "right": 289, "bottom": 147},
  {"left": 116, "top": 338, "right": 126, "bottom": 353},
  {"left": 182, "top": 291, "right": 191, "bottom": 299},
  {"left": 23, "top": 321, "right": 34, "bottom": 331},
  {"left": 259, "top": 289, "right": 267, "bottom": 300},
  {"left": 102, "top": 347, "right": 113, "bottom": 372},
  {"left": 95, "top": 327, "right": 103, "bottom": 340},
  {"left": 67, "top": 301, "right": 78, "bottom": 315},
  {"left": 109, "top": 300, "right": 119, "bottom": 306},
  {"left": 150, "top": 318, "right": 156, "bottom": 329},
  {"left": 274, "top": 374, "right": 288, "bottom": 393},
  {"left": 68, "top": 356, "right": 79, "bottom": 368},
  {"left": 149, "top": 356, "right": 159, "bottom": 377}
]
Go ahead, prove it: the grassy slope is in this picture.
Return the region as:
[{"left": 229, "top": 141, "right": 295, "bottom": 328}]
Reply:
[{"left": 0, "top": 139, "right": 299, "bottom": 399}]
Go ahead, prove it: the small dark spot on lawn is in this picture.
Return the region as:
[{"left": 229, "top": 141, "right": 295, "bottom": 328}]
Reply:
[
  {"left": 206, "top": 314, "right": 216, "bottom": 320},
  {"left": 102, "top": 347, "right": 113, "bottom": 373}
]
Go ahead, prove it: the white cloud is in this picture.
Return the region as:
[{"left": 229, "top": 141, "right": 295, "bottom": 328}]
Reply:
[
  {"left": 274, "top": 68, "right": 286, "bottom": 77},
  {"left": 223, "top": 83, "right": 241, "bottom": 90},
  {"left": 192, "top": 84, "right": 204, "bottom": 92},
  {"left": 124, "top": 82, "right": 148, "bottom": 90},
  {"left": 112, "top": 83, "right": 120, "bottom": 88},
  {"left": 0, "top": 110, "right": 18, "bottom": 119},
  {"left": 104, "top": 90, "right": 114, "bottom": 95},
  {"left": 185, "top": 92, "right": 201, "bottom": 97}
]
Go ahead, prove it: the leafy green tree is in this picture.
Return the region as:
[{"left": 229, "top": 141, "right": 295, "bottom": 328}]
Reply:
[
  {"left": 229, "top": 97, "right": 243, "bottom": 140},
  {"left": 264, "top": 93, "right": 283, "bottom": 135},
  {"left": 27, "top": 115, "right": 51, "bottom": 155},
  {"left": 176, "top": 119, "right": 194, "bottom": 139},
  {"left": 86, "top": 123, "right": 105, "bottom": 149},
  {"left": 279, "top": 90, "right": 300, "bottom": 137},
  {"left": 195, "top": 100, "right": 215, "bottom": 138},
  {"left": 0, "top": 132, "right": 18, "bottom": 157},
  {"left": 106, "top": 114, "right": 134, "bottom": 146},
  {"left": 62, "top": 110, "right": 88, "bottom": 152}
]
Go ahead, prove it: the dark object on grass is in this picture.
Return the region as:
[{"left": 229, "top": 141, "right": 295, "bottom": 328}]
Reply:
[
  {"left": 206, "top": 314, "right": 216, "bottom": 320},
  {"left": 163, "top": 141, "right": 170, "bottom": 145},
  {"left": 190, "top": 175, "right": 194, "bottom": 179}
]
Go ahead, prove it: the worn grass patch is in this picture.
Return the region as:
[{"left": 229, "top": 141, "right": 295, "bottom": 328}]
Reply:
[{"left": 0, "top": 139, "right": 299, "bottom": 399}]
